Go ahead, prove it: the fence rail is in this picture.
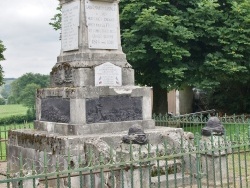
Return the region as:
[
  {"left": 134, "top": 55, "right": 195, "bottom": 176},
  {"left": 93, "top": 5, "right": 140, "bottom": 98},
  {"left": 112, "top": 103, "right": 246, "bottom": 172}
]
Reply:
[
  {"left": 0, "top": 115, "right": 249, "bottom": 187},
  {"left": 0, "top": 122, "right": 34, "bottom": 161},
  {"left": 154, "top": 113, "right": 250, "bottom": 137},
  {"left": 0, "top": 134, "right": 249, "bottom": 188}
]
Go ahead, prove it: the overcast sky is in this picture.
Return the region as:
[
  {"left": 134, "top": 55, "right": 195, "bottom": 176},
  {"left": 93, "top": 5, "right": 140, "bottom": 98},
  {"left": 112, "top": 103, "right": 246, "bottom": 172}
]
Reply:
[{"left": 0, "top": 0, "right": 61, "bottom": 78}]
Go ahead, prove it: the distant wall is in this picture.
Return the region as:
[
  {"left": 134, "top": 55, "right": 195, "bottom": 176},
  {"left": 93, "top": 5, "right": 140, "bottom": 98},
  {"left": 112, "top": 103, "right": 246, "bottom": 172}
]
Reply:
[
  {"left": 168, "top": 86, "right": 193, "bottom": 115},
  {"left": 167, "top": 90, "right": 176, "bottom": 114},
  {"left": 179, "top": 86, "right": 193, "bottom": 114}
]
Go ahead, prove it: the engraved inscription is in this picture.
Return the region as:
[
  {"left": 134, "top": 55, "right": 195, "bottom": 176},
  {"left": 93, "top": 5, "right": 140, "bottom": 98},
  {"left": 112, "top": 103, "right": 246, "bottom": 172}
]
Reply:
[
  {"left": 95, "top": 62, "right": 122, "bottom": 86},
  {"left": 41, "top": 98, "right": 70, "bottom": 123},
  {"left": 61, "top": 1, "right": 80, "bottom": 51},
  {"left": 86, "top": 95, "right": 143, "bottom": 124},
  {"left": 85, "top": 0, "right": 118, "bottom": 49}
]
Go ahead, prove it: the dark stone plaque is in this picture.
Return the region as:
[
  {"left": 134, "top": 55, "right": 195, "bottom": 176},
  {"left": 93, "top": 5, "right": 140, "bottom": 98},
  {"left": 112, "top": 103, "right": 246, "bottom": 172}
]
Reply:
[
  {"left": 41, "top": 98, "right": 70, "bottom": 123},
  {"left": 86, "top": 95, "right": 143, "bottom": 124}
]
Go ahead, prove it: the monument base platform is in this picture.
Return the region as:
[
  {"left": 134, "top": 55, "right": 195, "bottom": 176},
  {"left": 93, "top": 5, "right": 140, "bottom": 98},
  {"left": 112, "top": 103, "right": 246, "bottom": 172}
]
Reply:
[
  {"left": 7, "top": 126, "right": 191, "bottom": 168},
  {"left": 7, "top": 126, "right": 194, "bottom": 188}
]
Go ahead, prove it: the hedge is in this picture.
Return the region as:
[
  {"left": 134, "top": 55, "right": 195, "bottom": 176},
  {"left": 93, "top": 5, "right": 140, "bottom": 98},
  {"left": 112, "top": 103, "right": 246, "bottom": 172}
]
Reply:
[{"left": 0, "top": 114, "right": 34, "bottom": 125}]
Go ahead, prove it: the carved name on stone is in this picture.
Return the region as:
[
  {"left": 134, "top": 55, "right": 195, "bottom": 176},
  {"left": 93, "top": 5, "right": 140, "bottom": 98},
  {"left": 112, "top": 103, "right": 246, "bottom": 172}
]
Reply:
[
  {"left": 85, "top": 0, "right": 118, "bottom": 49},
  {"left": 95, "top": 62, "right": 122, "bottom": 86},
  {"left": 61, "top": 1, "right": 80, "bottom": 51},
  {"left": 86, "top": 95, "right": 142, "bottom": 123},
  {"left": 41, "top": 98, "right": 70, "bottom": 123}
]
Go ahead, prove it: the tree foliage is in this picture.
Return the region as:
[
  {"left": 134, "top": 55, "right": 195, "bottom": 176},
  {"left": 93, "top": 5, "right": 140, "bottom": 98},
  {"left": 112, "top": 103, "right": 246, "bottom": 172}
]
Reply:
[
  {"left": 185, "top": 0, "right": 250, "bottom": 89},
  {"left": 0, "top": 40, "right": 6, "bottom": 86},
  {"left": 185, "top": 0, "right": 250, "bottom": 114},
  {"left": 0, "top": 78, "right": 16, "bottom": 99},
  {"left": 119, "top": 0, "right": 196, "bottom": 113},
  {"left": 120, "top": 0, "right": 194, "bottom": 89},
  {"left": 0, "top": 98, "right": 5, "bottom": 105},
  {"left": 50, "top": 0, "right": 250, "bottom": 114},
  {"left": 8, "top": 73, "right": 50, "bottom": 107},
  {"left": 49, "top": 6, "right": 62, "bottom": 31},
  {"left": 120, "top": 0, "right": 250, "bottom": 114},
  {"left": 19, "top": 83, "right": 41, "bottom": 108}
]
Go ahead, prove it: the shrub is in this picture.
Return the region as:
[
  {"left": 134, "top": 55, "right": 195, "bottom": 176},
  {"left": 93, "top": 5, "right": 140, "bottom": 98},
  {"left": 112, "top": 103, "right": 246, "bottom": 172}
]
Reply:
[
  {"left": 0, "top": 98, "right": 6, "bottom": 105},
  {"left": 26, "top": 108, "right": 36, "bottom": 120},
  {"left": 0, "top": 114, "right": 34, "bottom": 125}
]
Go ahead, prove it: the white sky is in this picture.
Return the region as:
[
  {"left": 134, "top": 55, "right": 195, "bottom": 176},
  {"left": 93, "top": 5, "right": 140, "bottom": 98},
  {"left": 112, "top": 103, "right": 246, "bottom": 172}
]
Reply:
[{"left": 0, "top": 0, "right": 61, "bottom": 78}]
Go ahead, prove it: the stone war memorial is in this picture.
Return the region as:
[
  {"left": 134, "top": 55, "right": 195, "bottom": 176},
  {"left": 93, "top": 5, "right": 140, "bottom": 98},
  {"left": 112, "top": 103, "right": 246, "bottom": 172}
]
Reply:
[{"left": 7, "top": 0, "right": 197, "bottom": 187}]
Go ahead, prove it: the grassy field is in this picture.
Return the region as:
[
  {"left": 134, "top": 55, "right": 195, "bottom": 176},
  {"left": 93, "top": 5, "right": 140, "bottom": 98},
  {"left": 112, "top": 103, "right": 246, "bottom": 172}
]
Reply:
[
  {"left": 0, "top": 104, "right": 28, "bottom": 118},
  {"left": 0, "top": 103, "right": 32, "bottom": 160},
  {"left": 174, "top": 122, "right": 250, "bottom": 139}
]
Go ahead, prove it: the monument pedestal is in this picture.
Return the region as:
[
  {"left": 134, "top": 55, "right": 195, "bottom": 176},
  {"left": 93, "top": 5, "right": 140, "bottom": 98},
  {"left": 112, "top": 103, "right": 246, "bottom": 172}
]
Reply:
[
  {"left": 35, "top": 86, "right": 153, "bottom": 135},
  {"left": 200, "top": 135, "right": 232, "bottom": 185}
]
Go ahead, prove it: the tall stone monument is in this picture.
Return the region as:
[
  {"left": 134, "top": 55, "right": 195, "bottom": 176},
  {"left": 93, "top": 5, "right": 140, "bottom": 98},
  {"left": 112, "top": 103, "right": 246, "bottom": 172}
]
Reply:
[
  {"left": 8, "top": 0, "right": 154, "bottom": 176},
  {"left": 36, "top": 0, "right": 153, "bottom": 134},
  {"left": 7, "top": 0, "right": 195, "bottom": 187}
]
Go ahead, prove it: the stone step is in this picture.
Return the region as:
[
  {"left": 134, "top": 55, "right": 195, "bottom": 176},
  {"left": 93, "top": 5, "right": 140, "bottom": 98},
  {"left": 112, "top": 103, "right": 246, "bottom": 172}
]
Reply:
[
  {"left": 151, "top": 172, "right": 194, "bottom": 188},
  {"left": 8, "top": 126, "right": 190, "bottom": 154}
]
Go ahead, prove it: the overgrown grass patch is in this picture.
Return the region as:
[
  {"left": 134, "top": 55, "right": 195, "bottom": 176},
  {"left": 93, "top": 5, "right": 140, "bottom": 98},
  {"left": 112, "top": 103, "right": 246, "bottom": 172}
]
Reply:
[{"left": 182, "top": 123, "right": 250, "bottom": 138}]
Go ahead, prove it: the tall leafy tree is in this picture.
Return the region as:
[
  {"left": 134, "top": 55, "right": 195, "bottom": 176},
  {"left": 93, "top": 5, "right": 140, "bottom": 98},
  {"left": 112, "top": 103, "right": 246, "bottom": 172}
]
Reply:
[
  {"left": 8, "top": 73, "right": 50, "bottom": 105},
  {"left": 19, "top": 83, "right": 41, "bottom": 108},
  {"left": 0, "top": 40, "right": 6, "bottom": 86},
  {"left": 184, "top": 0, "right": 250, "bottom": 88},
  {"left": 120, "top": 0, "right": 250, "bottom": 114},
  {"left": 183, "top": 0, "right": 250, "bottom": 113},
  {"left": 119, "top": 0, "right": 195, "bottom": 113},
  {"left": 50, "top": 0, "right": 250, "bottom": 114}
]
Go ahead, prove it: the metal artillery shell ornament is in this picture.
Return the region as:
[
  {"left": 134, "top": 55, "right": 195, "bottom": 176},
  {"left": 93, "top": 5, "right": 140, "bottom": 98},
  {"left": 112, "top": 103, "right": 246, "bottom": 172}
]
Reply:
[
  {"left": 122, "top": 124, "right": 148, "bottom": 145},
  {"left": 201, "top": 116, "right": 225, "bottom": 136}
]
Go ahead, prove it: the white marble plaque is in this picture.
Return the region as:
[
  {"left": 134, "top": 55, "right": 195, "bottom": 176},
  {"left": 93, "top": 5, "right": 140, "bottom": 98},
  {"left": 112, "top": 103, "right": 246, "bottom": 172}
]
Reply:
[
  {"left": 61, "top": 1, "right": 80, "bottom": 51},
  {"left": 85, "top": 0, "right": 118, "bottom": 49},
  {"left": 95, "top": 62, "right": 122, "bottom": 86}
]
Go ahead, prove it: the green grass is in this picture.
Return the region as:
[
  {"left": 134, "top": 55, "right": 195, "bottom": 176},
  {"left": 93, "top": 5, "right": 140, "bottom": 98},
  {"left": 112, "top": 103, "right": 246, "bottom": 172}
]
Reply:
[
  {"left": 181, "top": 123, "right": 250, "bottom": 138},
  {"left": 0, "top": 104, "right": 28, "bottom": 118}
]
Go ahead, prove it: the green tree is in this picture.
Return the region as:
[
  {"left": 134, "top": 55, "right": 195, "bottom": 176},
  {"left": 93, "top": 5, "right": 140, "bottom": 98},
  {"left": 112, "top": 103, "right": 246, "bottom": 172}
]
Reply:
[
  {"left": 0, "top": 88, "right": 8, "bottom": 99},
  {"left": 184, "top": 0, "right": 250, "bottom": 88},
  {"left": 0, "top": 98, "right": 5, "bottom": 105},
  {"left": 8, "top": 73, "right": 49, "bottom": 119},
  {"left": 119, "top": 0, "right": 195, "bottom": 113},
  {"left": 120, "top": 0, "right": 250, "bottom": 114},
  {"left": 19, "top": 83, "right": 40, "bottom": 108},
  {"left": 0, "top": 79, "right": 14, "bottom": 99},
  {"left": 0, "top": 40, "right": 6, "bottom": 86},
  {"left": 183, "top": 0, "right": 250, "bottom": 113},
  {"left": 50, "top": 0, "right": 250, "bottom": 114},
  {"left": 49, "top": 5, "right": 62, "bottom": 31},
  {"left": 7, "top": 95, "right": 16, "bottom": 104},
  {"left": 9, "top": 73, "right": 49, "bottom": 105}
]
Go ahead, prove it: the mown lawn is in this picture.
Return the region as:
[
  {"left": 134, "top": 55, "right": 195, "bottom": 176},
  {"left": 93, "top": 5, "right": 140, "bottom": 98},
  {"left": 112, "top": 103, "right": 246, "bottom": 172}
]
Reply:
[
  {"left": 182, "top": 123, "right": 250, "bottom": 139},
  {"left": 0, "top": 104, "right": 28, "bottom": 118}
]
